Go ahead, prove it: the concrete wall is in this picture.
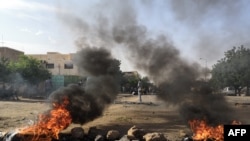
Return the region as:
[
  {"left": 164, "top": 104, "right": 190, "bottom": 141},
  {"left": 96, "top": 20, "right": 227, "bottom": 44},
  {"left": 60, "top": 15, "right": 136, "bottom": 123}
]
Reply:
[{"left": 27, "top": 52, "right": 80, "bottom": 76}]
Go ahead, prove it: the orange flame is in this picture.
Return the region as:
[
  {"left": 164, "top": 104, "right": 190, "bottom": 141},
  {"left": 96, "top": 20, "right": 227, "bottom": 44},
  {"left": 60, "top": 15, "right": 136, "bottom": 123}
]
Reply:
[
  {"left": 189, "top": 119, "right": 241, "bottom": 141},
  {"left": 20, "top": 97, "right": 72, "bottom": 140}
]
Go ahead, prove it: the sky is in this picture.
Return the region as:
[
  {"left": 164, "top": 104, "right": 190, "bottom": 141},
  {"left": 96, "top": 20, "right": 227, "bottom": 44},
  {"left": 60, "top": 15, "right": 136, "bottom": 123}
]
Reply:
[{"left": 1, "top": 0, "right": 250, "bottom": 72}]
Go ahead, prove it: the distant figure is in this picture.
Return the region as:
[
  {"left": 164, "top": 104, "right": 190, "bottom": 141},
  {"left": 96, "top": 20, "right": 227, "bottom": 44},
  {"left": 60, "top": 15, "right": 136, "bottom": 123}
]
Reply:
[
  {"left": 122, "top": 86, "right": 126, "bottom": 93},
  {"left": 12, "top": 82, "right": 19, "bottom": 100},
  {"left": 137, "top": 80, "right": 142, "bottom": 103},
  {"left": 44, "top": 77, "right": 53, "bottom": 98},
  {"left": 149, "top": 86, "right": 152, "bottom": 94},
  {"left": 4, "top": 83, "right": 19, "bottom": 100},
  {"left": 78, "top": 79, "right": 83, "bottom": 86}
]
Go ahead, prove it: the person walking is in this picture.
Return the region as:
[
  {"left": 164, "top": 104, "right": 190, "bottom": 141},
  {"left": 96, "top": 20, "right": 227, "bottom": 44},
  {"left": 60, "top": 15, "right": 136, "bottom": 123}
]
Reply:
[{"left": 137, "top": 80, "right": 142, "bottom": 103}]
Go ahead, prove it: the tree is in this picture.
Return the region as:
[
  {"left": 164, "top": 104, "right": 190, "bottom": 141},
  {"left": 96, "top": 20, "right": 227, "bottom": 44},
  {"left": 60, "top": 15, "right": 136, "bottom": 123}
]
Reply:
[
  {"left": 0, "top": 57, "right": 11, "bottom": 82},
  {"left": 120, "top": 72, "right": 154, "bottom": 93},
  {"left": 9, "top": 55, "right": 51, "bottom": 85},
  {"left": 211, "top": 45, "right": 250, "bottom": 96},
  {"left": 121, "top": 72, "right": 141, "bottom": 93},
  {"left": 107, "top": 59, "right": 122, "bottom": 76},
  {"left": 141, "top": 76, "right": 152, "bottom": 92},
  {"left": 108, "top": 58, "right": 123, "bottom": 91}
]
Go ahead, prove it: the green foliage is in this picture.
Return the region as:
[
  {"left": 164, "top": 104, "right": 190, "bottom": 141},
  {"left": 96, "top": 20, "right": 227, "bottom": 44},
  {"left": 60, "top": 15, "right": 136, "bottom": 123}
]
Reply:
[
  {"left": 120, "top": 72, "right": 154, "bottom": 93},
  {"left": 141, "top": 76, "right": 151, "bottom": 88},
  {"left": 108, "top": 59, "right": 122, "bottom": 76},
  {"left": 0, "top": 57, "right": 11, "bottom": 82},
  {"left": 122, "top": 74, "right": 140, "bottom": 89},
  {"left": 211, "top": 45, "right": 250, "bottom": 95},
  {"left": 9, "top": 55, "right": 51, "bottom": 85}
]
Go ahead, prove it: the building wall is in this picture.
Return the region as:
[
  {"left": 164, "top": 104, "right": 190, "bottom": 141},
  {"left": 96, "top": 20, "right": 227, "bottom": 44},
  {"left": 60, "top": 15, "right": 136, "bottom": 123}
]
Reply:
[
  {"left": 0, "top": 47, "right": 24, "bottom": 62},
  {"left": 27, "top": 52, "right": 79, "bottom": 76}
]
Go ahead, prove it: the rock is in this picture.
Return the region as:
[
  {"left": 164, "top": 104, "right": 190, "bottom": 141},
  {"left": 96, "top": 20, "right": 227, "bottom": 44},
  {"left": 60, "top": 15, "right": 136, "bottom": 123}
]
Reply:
[
  {"left": 179, "top": 130, "right": 188, "bottom": 137},
  {"left": 0, "top": 132, "right": 5, "bottom": 141},
  {"left": 182, "top": 136, "right": 193, "bottom": 141},
  {"left": 94, "top": 134, "right": 105, "bottom": 141},
  {"left": 127, "top": 125, "right": 146, "bottom": 140},
  {"left": 71, "top": 127, "right": 84, "bottom": 139},
  {"left": 106, "top": 130, "right": 120, "bottom": 140},
  {"left": 143, "top": 132, "right": 168, "bottom": 141},
  {"left": 88, "top": 126, "right": 106, "bottom": 139},
  {"left": 3, "top": 131, "right": 19, "bottom": 141},
  {"left": 118, "top": 135, "right": 130, "bottom": 141},
  {"left": 58, "top": 133, "right": 72, "bottom": 141}
]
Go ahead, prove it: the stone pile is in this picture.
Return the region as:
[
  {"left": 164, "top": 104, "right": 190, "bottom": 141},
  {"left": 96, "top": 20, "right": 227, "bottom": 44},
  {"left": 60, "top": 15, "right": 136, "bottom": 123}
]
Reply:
[
  {"left": 0, "top": 125, "right": 169, "bottom": 141},
  {"left": 80, "top": 125, "right": 168, "bottom": 141}
]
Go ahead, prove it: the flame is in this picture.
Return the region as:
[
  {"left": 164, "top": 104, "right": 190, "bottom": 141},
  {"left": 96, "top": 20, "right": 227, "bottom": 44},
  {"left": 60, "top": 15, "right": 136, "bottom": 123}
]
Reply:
[
  {"left": 189, "top": 119, "right": 241, "bottom": 141},
  {"left": 20, "top": 97, "right": 72, "bottom": 140}
]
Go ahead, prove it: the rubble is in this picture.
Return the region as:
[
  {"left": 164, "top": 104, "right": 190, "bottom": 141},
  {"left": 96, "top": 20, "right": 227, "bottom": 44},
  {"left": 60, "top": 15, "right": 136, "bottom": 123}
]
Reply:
[
  {"left": 143, "top": 132, "right": 168, "bottom": 141},
  {"left": 0, "top": 125, "right": 170, "bottom": 141},
  {"left": 127, "top": 125, "right": 146, "bottom": 140},
  {"left": 71, "top": 127, "right": 84, "bottom": 139},
  {"left": 106, "top": 130, "right": 120, "bottom": 140}
]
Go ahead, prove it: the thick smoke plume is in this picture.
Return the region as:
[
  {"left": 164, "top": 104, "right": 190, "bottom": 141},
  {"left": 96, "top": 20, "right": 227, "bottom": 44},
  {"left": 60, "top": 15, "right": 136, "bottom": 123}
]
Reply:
[
  {"left": 169, "top": 0, "right": 250, "bottom": 66},
  {"left": 49, "top": 47, "right": 120, "bottom": 124},
  {"left": 56, "top": 0, "right": 239, "bottom": 125}
]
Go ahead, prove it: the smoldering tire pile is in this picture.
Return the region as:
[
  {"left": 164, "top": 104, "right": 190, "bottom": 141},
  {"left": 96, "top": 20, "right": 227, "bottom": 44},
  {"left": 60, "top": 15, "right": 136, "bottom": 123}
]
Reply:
[{"left": 0, "top": 125, "right": 168, "bottom": 141}]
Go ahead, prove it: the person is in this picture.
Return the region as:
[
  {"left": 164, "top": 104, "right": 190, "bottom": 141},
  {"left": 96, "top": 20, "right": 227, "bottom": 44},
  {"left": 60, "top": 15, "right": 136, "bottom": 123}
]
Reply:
[
  {"left": 122, "top": 86, "right": 126, "bottom": 93},
  {"left": 137, "top": 80, "right": 142, "bottom": 103},
  {"left": 4, "top": 83, "right": 19, "bottom": 100},
  {"left": 44, "top": 77, "right": 53, "bottom": 98},
  {"left": 12, "top": 82, "right": 19, "bottom": 100},
  {"left": 78, "top": 79, "right": 83, "bottom": 86},
  {"left": 149, "top": 86, "right": 152, "bottom": 94}
]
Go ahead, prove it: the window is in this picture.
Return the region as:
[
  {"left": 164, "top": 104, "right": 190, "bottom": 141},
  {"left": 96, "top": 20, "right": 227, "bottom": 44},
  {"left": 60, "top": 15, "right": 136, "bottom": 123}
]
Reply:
[
  {"left": 64, "top": 63, "right": 73, "bottom": 69},
  {"left": 46, "top": 63, "right": 54, "bottom": 69}
]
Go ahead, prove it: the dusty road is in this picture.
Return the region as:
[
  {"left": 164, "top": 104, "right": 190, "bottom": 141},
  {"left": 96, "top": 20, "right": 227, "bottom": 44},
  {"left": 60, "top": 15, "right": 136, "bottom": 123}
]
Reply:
[{"left": 0, "top": 94, "right": 249, "bottom": 140}]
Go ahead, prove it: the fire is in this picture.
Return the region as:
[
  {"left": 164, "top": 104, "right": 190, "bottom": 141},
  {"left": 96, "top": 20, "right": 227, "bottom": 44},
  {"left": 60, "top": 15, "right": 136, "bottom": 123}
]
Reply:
[
  {"left": 189, "top": 119, "right": 241, "bottom": 141},
  {"left": 20, "top": 97, "right": 72, "bottom": 140}
]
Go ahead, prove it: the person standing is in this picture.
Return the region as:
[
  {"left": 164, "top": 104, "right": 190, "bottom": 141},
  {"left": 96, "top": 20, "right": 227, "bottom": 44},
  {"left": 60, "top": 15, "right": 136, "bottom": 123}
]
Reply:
[
  {"left": 44, "top": 77, "right": 53, "bottom": 98},
  {"left": 12, "top": 81, "right": 19, "bottom": 100},
  {"left": 137, "top": 80, "right": 142, "bottom": 103},
  {"left": 78, "top": 79, "right": 83, "bottom": 86}
]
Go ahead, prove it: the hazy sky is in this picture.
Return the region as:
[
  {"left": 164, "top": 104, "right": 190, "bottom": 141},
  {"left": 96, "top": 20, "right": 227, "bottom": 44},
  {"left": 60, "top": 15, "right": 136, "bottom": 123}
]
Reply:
[{"left": 1, "top": 0, "right": 250, "bottom": 71}]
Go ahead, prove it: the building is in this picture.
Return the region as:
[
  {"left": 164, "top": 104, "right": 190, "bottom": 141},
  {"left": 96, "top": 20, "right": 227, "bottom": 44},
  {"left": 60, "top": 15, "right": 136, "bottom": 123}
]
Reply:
[
  {"left": 123, "top": 71, "right": 140, "bottom": 78},
  {"left": 0, "top": 47, "right": 24, "bottom": 62},
  {"left": 27, "top": 52, "right": 79, "bottom": 75}
]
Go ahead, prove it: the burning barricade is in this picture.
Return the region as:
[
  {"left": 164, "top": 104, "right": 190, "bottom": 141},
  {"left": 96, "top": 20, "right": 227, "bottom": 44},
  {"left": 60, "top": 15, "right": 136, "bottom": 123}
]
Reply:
[
  {"left": 1, "top": 97, "right": 71, "bottom": 141},
  {"left": 183, "top": 119, "right": 242, "bottom": 141}
]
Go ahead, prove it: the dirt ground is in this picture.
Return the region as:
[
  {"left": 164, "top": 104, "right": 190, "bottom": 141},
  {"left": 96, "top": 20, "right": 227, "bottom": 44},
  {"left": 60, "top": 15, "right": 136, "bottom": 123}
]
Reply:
[{"left": 0, "top": 94, "right": 250, "bottom": 141}]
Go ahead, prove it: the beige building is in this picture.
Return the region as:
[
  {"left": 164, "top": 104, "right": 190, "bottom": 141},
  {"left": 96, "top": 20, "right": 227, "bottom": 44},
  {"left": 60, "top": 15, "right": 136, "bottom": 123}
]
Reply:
[
  {"left": 0, "top": 47, "right": 24, "bottom": 62},
  {"left": 27, "top": 52, "right": 79, "bottom": 76}
]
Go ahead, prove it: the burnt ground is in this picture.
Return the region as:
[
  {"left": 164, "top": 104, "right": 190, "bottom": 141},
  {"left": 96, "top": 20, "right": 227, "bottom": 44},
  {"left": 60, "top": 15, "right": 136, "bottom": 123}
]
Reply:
[{"left": 0, "top": 94, "right": 250, "bottom": 141}]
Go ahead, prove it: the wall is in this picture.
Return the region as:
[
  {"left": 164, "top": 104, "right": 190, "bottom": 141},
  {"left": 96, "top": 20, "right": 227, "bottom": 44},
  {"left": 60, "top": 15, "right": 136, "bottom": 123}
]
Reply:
[{"left": 27, "top": 52, "right": 79, "bottom": 76}]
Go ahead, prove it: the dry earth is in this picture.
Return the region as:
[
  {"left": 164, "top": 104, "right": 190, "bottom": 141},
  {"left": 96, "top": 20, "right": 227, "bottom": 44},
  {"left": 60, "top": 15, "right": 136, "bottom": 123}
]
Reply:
[{"left": 0, "top": 94, "right": 250, "bottom": 141}]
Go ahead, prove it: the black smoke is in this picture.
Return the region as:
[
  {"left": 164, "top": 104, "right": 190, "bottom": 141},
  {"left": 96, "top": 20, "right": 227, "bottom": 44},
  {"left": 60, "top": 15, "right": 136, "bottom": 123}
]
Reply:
[
  {"left": 179, "top": 94, "right": 235, "bottom": 125},
  {"left": 55, "top": 0, "right": 239, "bottom": 125},
  {"left": 169, "top": 0, "right": 250, "bottom": 66},
  {"left": 49, "top": 47, "right": 120, "bottom": 124}
]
